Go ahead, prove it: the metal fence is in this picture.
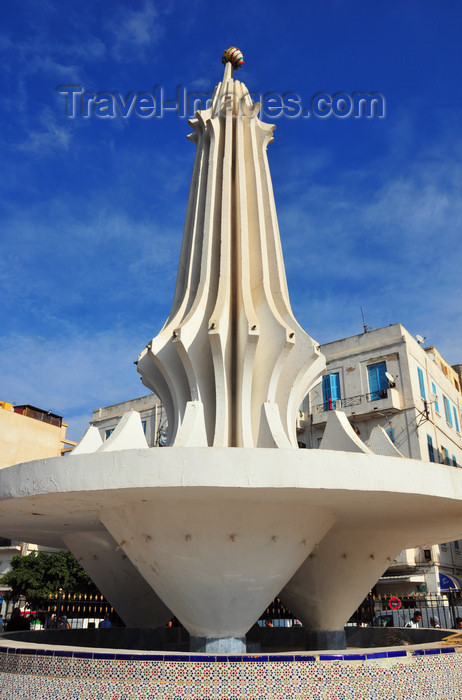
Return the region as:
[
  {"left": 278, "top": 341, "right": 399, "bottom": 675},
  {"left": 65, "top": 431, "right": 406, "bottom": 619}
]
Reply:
[
  {"left": 351, "top": 591, "right": 462, "bottom": 628},
  {"left": 256, "top": 592, "right": 462, "bottom": 629},
  {"left": 1, "top": 590, "right": 123, "bottom": 629},
  {"left": 1, "top": 592, "right": 302, "bottom": 630},
  {"left": 258, "top": 597, "right": 300, "bottom": 627},
  {"left": 315, "top": 389, "right": 389, "bottom": 414},
  {"left": 4, "top": 590, "right": 460, "bottom": 632}
]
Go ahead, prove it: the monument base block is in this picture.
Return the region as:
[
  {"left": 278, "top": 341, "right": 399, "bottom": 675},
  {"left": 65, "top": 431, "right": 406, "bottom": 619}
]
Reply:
[
  {"left": 306, "top": 629, "right": 346, "bottom": 651},
  {"left": 190, "top": 636, "right": 246, "bottom": 654}
]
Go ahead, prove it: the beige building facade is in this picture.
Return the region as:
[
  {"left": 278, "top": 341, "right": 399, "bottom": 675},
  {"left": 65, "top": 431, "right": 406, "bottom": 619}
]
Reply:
[
  {"left": 0, "top": 403, "right": 75, "bottom": 606},
  {"left": 0, "top": 402, "right": 74, "bottom": 469},
  {"left": 299, "top": 323, "right": 462, "bottom": 595}
]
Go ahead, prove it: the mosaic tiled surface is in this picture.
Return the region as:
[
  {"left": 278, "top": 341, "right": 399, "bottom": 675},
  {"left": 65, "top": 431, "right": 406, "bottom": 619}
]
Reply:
[{"left": 1, "top": 642, "right": 462, "bottom": 699}]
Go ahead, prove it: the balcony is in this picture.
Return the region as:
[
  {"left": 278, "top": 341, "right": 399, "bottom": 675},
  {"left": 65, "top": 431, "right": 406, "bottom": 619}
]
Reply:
[
  {"left": 312, "top": 387, "right": 401, "bottom": 425},
  {"left": 296, "top": 411, "right": 308, "bottom": 433}
]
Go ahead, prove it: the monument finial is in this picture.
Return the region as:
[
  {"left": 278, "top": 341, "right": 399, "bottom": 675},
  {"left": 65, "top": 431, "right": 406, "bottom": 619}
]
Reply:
[{"left": 221, "top": 46, "right": 244, "bottom": 69}]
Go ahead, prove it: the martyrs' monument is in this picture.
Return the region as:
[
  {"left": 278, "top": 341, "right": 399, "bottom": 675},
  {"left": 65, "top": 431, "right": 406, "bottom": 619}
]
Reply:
[{"left": 1, "top": 48, "right": 462, "bottom": 654}]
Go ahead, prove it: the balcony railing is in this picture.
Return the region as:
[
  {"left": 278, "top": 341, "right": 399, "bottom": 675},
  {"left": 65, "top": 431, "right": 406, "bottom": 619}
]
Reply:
[
  {"left": 0, "top": 538, "right": 22, "bottom": 548},
  {"left": 366, "top": 389, "right": 388, "bottom": 402},
  {"left": 315, "top": 388, "right": 389, "bottom": 414}
]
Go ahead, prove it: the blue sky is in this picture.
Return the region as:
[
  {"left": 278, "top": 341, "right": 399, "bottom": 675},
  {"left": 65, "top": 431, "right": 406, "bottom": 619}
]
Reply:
[{"left": 1, "top": 0, "right": 461, "bottom": 442}]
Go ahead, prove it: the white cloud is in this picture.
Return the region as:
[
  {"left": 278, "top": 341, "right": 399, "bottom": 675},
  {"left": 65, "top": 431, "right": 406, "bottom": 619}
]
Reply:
[
  {"left": 109, "top": 1, "right": 164, "bottom": 61},
  {"left": 17, "top": 109, "right": 72, "bottom": 154},
  {"left": 278, "top": 138, "right": 462, "bottom": 365},
  {"left": 62, "top": 36, "right": 106, "bottom": 61},
  {"left": 189, "top": 77, "right": 214, "bottom": 92},
  {"left": 0, "top": 328, "right": 150, "bottom": 442},
  {"left": 26, "top": 54, "right": 81, "bottom": 82}
]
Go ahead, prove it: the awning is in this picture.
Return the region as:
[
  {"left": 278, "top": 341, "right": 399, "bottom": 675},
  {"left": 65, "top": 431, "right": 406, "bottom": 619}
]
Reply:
[{"left": 439, "top": 573, "right": 460, "bottom": 590}]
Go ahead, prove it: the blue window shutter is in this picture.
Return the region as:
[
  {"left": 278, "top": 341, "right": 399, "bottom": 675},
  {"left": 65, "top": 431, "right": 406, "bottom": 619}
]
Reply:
[
  {"left": 452, "top": 455, "right": 458, "bottom": 467},
  {"left": 443, "top": 396, "right": 453, "bottom": 426},
  {"left": 332, "top": 374, "right": 341, "bottom": 401},
  {"left": 417, "top": 367, "right": 426, "bottom": 400},
  {"left": 386, "top": 428, "right": 395, "bottom": 444},
  {"left": 427, "top": 434, "right": 435, "bottom": 462},
  {"left": 322, "top": 373, "right": 341, "bottom": 408},
  {"left": 431, "top": 382, "right": 440, "bottom": 413},
  {"left": 322, "top": 375, "right": 330, "bottom": 403},
  {"left": 453, "top": 406, "right": 460, "bottom": 433},
  {"left": 368, "top": 362, "right": 388, "bottom": 400}
]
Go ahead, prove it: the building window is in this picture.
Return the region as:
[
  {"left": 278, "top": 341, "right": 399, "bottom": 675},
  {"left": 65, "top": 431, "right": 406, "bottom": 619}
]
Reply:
[
  {"left": 142, "top": 420, "right": 147, "bottom": 434},
  {"left": 105, "top": 428, "right": 114, "bottom": 440},
  {"left": 443, "top": 396, "right": 453, "bottom": 427},
  {"left": 417, "top": 367, "right": 426, "bottom": 400},
  {"left": 431, "top": 382, "right": 440, "bottom": 414},
  {"left": 452, "top": 455, "right": 458, "bottom": 467},
  {"left": 322, "top": 373, "right": 341, "bottom": 410},
  {"left": 441, "top": 446, "right": 450, "bottom": 465},
  {"left": 367, "top": 361, "right": 388, "bottom": 401},
  {"left": 423, "top": 548, "right": 432, "bottom": 561},
  {"left": 386, "top": 428, "right": 395, "bottom": 444},
  {"left": 453, "top": 407, "right": 460, "bottom": 433},
  {"left": 427, "top": 434, "right": 435, "bottom": 462},
  {"left": 455, "top": 541, "right": 461, "bottom": 552}
]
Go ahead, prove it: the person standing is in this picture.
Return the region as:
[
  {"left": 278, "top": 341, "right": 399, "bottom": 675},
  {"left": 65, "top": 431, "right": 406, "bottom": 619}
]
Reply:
[
  {"left": 99, "top": 613, "right": 111, "bottom": 629},
  {"left": 57, "top": 615, "right": 69, "bottom": 630},
  {"left": 404, "top": 610, "right": 422, "bottom": 628}
]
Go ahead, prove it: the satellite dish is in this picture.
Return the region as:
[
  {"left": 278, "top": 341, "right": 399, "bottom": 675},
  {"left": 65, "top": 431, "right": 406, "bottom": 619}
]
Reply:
[
  {"left": 416, "top": 334, "right": 426, "bottom": 344},
  {"left": 385, "top": 372, "right": 395, "bottom": 383}
]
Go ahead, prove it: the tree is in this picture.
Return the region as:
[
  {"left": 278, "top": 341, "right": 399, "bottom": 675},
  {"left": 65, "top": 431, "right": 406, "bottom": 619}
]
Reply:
[{"left": 0, "top": 550, "right": 99, "bottom": 600}]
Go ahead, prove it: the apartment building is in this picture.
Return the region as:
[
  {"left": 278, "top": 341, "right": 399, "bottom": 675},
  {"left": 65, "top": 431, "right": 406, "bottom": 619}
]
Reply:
[
  {"left": 298, "top": 323, "right": 462, "bottom": 595},
  {"left": 0, "top": 402, "right": 75, "bottom": 468},
  {"left": 89, "top": 394, "right": 167, "bottom": 447},
  {"left": 0, "top": 402, "right": 75, "bottom": 607}
]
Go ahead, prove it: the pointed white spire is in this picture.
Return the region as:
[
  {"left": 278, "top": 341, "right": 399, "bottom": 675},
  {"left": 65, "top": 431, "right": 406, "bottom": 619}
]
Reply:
[
  {"left": 137, "top": 54, "right": 324, "bottom": 448},
  {"left": 319, "top": 411, "right": 373, "bottom": 454},
  {"left": 366, "top": 426, "right": 404, "bottom": 457},
  {"left": 97, "top": 411, "right": 148, "bottom": 452},
  {"left": 71, "top": 425, "right": 103, "bottom": 455}
]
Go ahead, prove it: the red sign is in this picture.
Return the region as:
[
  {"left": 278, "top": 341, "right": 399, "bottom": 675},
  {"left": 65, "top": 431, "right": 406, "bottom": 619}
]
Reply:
[{"left": 389, "top": 596, "right": 402, "bottom": 610}]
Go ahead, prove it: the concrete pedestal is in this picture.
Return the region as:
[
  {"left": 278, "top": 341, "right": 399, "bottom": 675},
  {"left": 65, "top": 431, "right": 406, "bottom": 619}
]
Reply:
[
  {"left": 305, "top": 629, "right": 346, "bottom": 651},
  {"left": 190, "top": 636, "right": 246, "bottom": 654},
  {"left": 2, "top": 448, "right": 462, "bottom": 642}
]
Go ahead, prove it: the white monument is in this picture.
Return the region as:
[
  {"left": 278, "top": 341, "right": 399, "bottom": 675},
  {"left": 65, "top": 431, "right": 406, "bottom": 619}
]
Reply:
[{"left": 1, "top": 49, "right": 462, "bottom": 652}]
